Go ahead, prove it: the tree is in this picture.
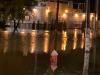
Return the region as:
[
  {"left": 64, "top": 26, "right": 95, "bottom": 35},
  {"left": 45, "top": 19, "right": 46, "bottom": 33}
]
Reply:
[
  {"left": 0, "top": 0, "right": 26, "bottom": 30},
  {"left": 0, "top": 0, "right": 26, "bottom": 21}
]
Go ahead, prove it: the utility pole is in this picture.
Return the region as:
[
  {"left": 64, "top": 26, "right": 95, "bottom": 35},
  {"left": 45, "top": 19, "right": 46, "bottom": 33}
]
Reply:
[
  {"left": 56, "top": 0, "right": 59, "bottom": 23},
  {"left": 92, "top": 0, "right": 99, "bottom": 74},
  {"left": 53, "top": 0, "right": 60, "bottom": 50},
  {"left": 83, "top": 0, "right": 90, "bottom": 75}
]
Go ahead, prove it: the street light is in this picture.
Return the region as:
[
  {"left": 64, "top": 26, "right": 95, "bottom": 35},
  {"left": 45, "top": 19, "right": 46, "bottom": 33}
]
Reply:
[
  {"left": 32, "top": 8, "right": 37, "bottom": 13},
  {"left": 45, "top": 7, "right": 50, "bottom": 18},
  {"left": 23, "top": 8, "right": 25, "bottom": 10},
  {"left": 46, "top": 8, "right": 50, "bottom": 14},
  {"left": 74, "top": 13, "right": 79, "bottom": 18},
  {"left": 82, "top": 13, "right": 86, "bottom": 19},
  {"left": 90, "top": 13, "right": 94, "bottom": 20},
  {"left": 65, "top": 9, "right": 69, "bottom": 13},
  {"left": 62, "top": 13, "right": 67, "bottom": 20}
]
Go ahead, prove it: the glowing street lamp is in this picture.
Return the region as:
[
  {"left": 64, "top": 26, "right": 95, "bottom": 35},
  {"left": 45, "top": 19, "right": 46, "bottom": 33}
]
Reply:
[
  {"left": 45, "top": 8, "right": 50, "bottom": 20},
  {"left": 23, "top": 8, "right": 25, "bottom": 10},
  {"left": 32, "top": 8, "right": 38, "bottom": 17},
  {"left": 46, "top": 8, "right": 50, "bottom": 14},
  {"left": 74, "top": 13, "right": 79, "bottom": 18},
  {"left": 62, "top": 13, "right": 67, "bottom": 21},
  {"left": 65, "top": 9, "right": 68, "bottom": 13},
  {"left": 82, "top": 13, "right": 86, "bottom": 19},
  {"left": 32, "top": 8, "right": 37, "bottom": 12},
  {"left": 90, "top": 14, "right": 94, "bottom": 20}
]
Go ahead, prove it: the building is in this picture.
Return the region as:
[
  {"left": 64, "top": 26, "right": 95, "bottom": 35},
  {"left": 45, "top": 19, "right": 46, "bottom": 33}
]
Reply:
[{"left": 24, "top": 1, "right": 95, "bottom": 29}]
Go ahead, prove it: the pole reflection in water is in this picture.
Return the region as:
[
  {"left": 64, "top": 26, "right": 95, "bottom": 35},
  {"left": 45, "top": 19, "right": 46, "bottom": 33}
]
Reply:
[
  {"left": 0, "top": 29, "right": 93, "bottom": 55},
  {"left": 43, "top": 31, "right": 49, "bottom": 53},
  {"left": 3, "top": 31, "right": 9, "bottom": 53},
  {"left": 20, "top": 31, "right": 28, "bottom": 56},
  {"left": 81, "top": 33, "right": 85, "bottom": 49},
  {"left": 61, "top": 31, "right": 67, "bottom": 51},
  {"left": 73, "top": 29, "right": 78, "bottom": 50},
  {"left": 30, "top": 30, "right": 37, "bottom": 53},
  {"left": 90, "top": 30, "right": 93, "bottom": 48}
]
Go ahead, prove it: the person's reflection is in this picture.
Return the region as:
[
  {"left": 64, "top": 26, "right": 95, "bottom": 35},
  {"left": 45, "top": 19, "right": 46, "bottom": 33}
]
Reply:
[{"left": 44, "top": 50, "right": 60, "bottom": 75}]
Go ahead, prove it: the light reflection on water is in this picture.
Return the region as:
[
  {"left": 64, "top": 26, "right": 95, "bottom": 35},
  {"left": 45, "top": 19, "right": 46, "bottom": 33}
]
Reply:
[
  {"left": 0, "top": 29, "right": 93, "bottom": 54},
  {"left": 30, "top": 30, "right": 37, "bottom": 53},
  {"left": 20, "top": 31, "right": 28, "bottom": 56},
  {"left": 90, "top": 30, "right": 93, "bottom": 48},
  {"left": 43, "top": 31, "right": 49, "bottom": 53},
  {"left": 73, "top": 29, "right": 78, "bottom": 50},
  {"left": 61, "top": 31, "right": 67, "bottom": 51},
  {"left": 3, "top": 31, "right": 9, "bottom": 53},
  {"left": 81, "top": 33, "right": 84, "bottom": 49},
  {"left": 0, "top": 29, "right": 97, "bottom": 75}
]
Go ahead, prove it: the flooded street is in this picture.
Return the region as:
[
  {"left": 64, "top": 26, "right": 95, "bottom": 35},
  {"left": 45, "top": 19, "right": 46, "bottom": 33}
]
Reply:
[
  {"left": 0, "top": 29, "right": 99, "bottom": 75},
  {"left": 0, "top": 29, "right": 86, "bottom": 55}
]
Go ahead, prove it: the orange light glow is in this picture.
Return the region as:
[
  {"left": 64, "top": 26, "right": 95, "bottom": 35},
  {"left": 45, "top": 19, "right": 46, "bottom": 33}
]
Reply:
[
  {"left": 43, "top": 31, "right": 49, "bottom": 53},
  {"left": 82, "top": 13, "right": 86, "bottom": 19},
  {"left": 65, "top": 9, "right": 68, "bottom": 13},
  {"left": 73, "top": 29, "right": 78, "bottom": 50},
  {"left": 74, "top": 13, "right": 79, "bottom": 18},
  {"left": 61, "top": 31, "right": 67, "bottom": 51}
]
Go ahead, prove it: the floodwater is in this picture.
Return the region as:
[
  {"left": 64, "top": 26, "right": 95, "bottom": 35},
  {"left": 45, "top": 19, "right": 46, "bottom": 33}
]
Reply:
[
  {"left": 0, "top": 29, "right": 88, "bottom": 54},
  {"left": 0, "top": 29, "right": 99, "bottom": 75}
]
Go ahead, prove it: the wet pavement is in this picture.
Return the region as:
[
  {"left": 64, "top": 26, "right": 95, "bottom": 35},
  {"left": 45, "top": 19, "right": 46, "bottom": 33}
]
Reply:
[{"left": 0, "top": 29, "right": 99, "bottom": 75}]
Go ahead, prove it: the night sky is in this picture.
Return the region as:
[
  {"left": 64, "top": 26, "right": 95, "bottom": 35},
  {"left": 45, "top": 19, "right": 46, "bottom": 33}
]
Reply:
[
  {"left": 49, "top": 0, "right": 97, "bottom": 12},
  {"left": 72, "top": 0, "right": 100, "bottom": 18},
  {"left": 72, "top": 0, "right": 96, "bottom": 12}
]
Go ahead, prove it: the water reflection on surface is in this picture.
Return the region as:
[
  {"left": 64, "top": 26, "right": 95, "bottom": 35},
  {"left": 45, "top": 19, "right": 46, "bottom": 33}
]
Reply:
[
  {"left": 0, "top": 29, "right": 96, "bottom": 75},
  {"left": 43, "top": 31, "right": 49, "bottom": 53},
  {"left": 30, "top": 30, "right": 37, "bottom": 53},
  {"left": 61, "top": 31, "right": 67, "bottom": 51},
  {"left": 20, "top": 31, "right": 29, "bottom": 56},
  {"left": 73, "top": 29, "right": 78, "bottom": 50},
  {"left": 0, "top": 29, "right": 94, "bottom": 54},
  {"left": 3, "top": 31, "right": 9, "bottom": 53},
  {"left": 81, "top": 33, "right": 84, "bottom": 49},
  {"left": 90, "top": 30, "right": 93, "bottom": 48}
]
